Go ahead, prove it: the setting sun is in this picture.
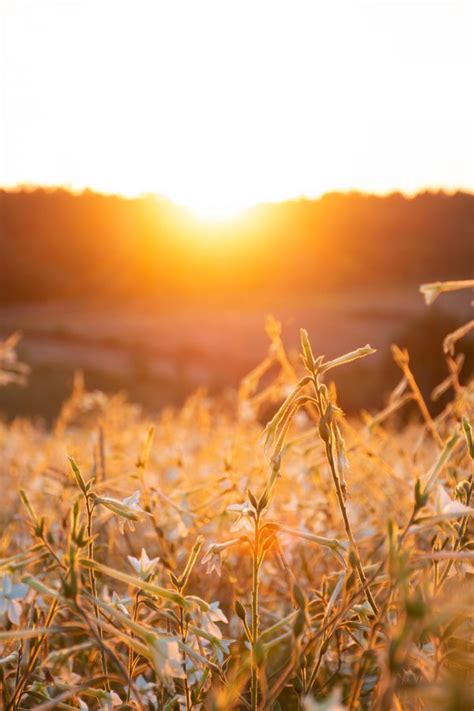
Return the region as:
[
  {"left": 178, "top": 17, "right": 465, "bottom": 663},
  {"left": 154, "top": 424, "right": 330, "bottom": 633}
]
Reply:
[
  {"left": 1, "top": 2, "right": 473, "bottom": 709},
  {"left": 1, "top": 0, "right": 472, "bottom": 218}
]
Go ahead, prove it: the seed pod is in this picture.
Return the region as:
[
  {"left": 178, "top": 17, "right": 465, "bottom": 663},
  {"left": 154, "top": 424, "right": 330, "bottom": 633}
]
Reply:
[
  {"left": 235, "top": 600, "right": 247, "bottom": 621},
  {"left": 293, "top": 677, "right": 303, "bottom": 694},
  {"left": 258, "top": 489, "right": 269, "bottom": 512},
  {"left": 319, "top": 415, "right": 331, "bottom": 444},
  {"left": 414, "top": 478, "right": 428, "bottom": 511},
  {"left": 462, "top": 417, "right": 474, "bottom": 459},
  {"left": 300, "top": 328, "right": 315, "bottom": 371},
  {"left": 248, "top": 489, "right": 258, "bottom": 510},
  {"left": 293, "top": 609, "right": 305, "bottom": 638},
  {"left": 293, "top": 583, "right": 306, "bottom": 610},
  {"left": 68, "top": 456, "right": 87, "bottom": 495}
]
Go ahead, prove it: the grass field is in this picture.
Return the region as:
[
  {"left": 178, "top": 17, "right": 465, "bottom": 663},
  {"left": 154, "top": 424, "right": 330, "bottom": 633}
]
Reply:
[
  {"left": 0, "top": 286, "right": 471, "bottom": 422},
  {"left": 0, "top": 281, "right": 473, "bottom": 710}
]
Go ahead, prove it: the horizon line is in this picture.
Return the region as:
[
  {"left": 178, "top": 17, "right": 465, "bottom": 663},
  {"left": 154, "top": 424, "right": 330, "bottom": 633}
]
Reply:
[{"left": 1, "top": 181, "right": 474, "bottom": 221}]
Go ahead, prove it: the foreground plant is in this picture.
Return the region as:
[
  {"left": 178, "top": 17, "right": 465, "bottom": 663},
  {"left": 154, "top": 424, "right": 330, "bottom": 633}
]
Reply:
[
  {"left": 0, "top": 279, "right": 472, "bottom": 709},
  {"left": 264, "top": 333, "right": 379, "bottom": 615}
]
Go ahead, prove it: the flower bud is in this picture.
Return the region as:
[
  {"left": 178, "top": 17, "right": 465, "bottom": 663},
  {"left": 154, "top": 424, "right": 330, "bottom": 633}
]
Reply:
[
  {"left": 318, "top": 415, "right": 331, "bottom": 444},
  {"left": 293, "top": 609, "right": 305, "bottom": 638},
  {"left": 235, "top": 600, "right": 247, "bottom": 621},
  {"left": 293, "top": 677, "right": 303, "bottom": 694},
  {"left": 293, "top": 583, "right": 306, "bottom": 610}
]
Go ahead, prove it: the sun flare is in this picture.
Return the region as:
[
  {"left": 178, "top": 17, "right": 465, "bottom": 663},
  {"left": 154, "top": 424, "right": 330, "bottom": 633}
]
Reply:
[
  {"left": 1, "top": 2, "right": 471, "bottom": 206},
  {"left": 177, "top": 196, "right": 253, "bottom": 223}
]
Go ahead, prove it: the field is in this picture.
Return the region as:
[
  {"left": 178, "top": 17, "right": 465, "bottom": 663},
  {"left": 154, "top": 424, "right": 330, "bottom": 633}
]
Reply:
[
  {"left": 0, "top": 280, "right": 473, "bottom": 710},
  {"left": 1, "top": 286, "right": 471, "bottom": 423}
]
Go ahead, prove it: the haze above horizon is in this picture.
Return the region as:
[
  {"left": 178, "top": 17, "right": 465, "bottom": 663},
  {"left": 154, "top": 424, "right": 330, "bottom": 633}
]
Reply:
[{"left": 1, "top": 0, "right": 473, "bottom": 219}]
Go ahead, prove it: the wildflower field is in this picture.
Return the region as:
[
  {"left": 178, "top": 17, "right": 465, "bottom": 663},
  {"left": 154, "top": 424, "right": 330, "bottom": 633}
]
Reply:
[{"left": 0, "top": 281, "right": 473, "bottom": 711}]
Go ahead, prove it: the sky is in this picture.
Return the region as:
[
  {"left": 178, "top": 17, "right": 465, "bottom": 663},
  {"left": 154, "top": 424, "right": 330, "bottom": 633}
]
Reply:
[{"left": 0, "top": 0, "right": 473, "bottom": 218}]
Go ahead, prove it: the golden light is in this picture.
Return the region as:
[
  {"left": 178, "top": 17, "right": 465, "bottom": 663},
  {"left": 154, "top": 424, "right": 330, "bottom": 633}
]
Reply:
[{"left": 1, "top": 1, "right": 472, "bottom": 219}]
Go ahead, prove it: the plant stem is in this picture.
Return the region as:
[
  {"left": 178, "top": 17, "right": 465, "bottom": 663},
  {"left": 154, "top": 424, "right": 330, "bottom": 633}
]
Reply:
[
  {"left": 126, "top": 589, "right": 141, "bottom": 703},
  {"left": 179, "top": 606, "right": 192, "bottom": 711},
  {"left": 7, "top": 600, "right": 58, "bottom": 710},
  {"left": 326, "top": 441, "right": 378, "bottom": 615},
  {"left": 391, "top": 345, "right": 443, "bottom": 448},
  {"left": 313, "top": 377, "right": 378, "bottom": 615},
  {"left": 250, "top": 513, "right": 261, "bottom": 711},
  {"left": 85, "top": 496, "right": 110, "bottom": 689},
  {"left": 437, "top": 477, "right": 473, "bottom": 588}
]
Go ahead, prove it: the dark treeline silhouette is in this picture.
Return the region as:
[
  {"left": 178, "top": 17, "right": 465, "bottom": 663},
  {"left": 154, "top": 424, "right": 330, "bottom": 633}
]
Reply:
[{"left": 1, "top": 188, "right": 472, "bottom": 303}]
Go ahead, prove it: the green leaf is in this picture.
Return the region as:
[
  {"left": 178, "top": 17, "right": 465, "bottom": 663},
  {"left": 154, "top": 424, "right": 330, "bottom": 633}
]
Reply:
[
  {"left": 80, "top": 559, "right": 190, "bottom": 608},
  {"left": 68, "top": 456, "right": 88, "bottom": 495},
  {"left": 462, "top": 417, "right": 474, "bottom": 459}
]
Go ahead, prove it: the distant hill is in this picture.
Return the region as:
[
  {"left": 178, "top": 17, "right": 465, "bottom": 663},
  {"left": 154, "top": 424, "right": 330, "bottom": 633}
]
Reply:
[{"left": 0, "top": 188, "right": 472, "bottom": 303}]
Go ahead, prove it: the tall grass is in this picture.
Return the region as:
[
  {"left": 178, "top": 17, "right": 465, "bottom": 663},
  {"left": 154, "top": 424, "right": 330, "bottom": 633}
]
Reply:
[{"left": 0, "top": 280, "right": 472, "bottom": 710}]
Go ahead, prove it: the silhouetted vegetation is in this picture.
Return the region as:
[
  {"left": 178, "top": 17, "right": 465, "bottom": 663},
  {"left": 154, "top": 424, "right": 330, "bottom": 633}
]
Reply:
[{"left": 1, "top": 188, "right": 472, "bottom": 303}]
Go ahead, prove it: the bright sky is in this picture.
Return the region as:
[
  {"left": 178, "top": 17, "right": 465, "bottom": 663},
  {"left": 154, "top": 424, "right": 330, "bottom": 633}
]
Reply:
[{"left": 0, "top": 0, "right": 473, "bottom": 218}]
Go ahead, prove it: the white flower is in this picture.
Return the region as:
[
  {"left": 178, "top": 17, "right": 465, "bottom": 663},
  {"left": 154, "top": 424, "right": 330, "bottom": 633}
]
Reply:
[
  {"left": 128, "top": 548, "right": 160, "bottom": 579},
  {"left": 185, "top": 658, "right": 207, "bottom": 687},
  {"left": 0, "top": 576, "right": 28, "bottom": 625},
  {"left": 212, "top": 637, "right": 233, "bottom": 665},
  {"left": 201, "top": 544, "right": 223, "bottom": 576},
  {"left": 102, "top": 586, "right": 130, "bottom": 616},
  {"left": 95, "top": 690, "right": 122, "bottom": 709},
  {"left": 95, "top": 490, "right": 150, "bottom": 533},
  {"left": 201, "top": 601, "right": 228, "bottom": 639},
  {"left": 434, "top": 485, "right": 474, "bottom": 519},
  {"left": 126, "top": 675, "right": 158, "bottom": 707},
  {"left": 147, "top": 637, "right": 185, "bottom": 689},
  {"left": 201, "top": 538, "right": 242, "bottom": 576},
  {"left": 227, "top": 500, "right": 256, "bottom": 532}
]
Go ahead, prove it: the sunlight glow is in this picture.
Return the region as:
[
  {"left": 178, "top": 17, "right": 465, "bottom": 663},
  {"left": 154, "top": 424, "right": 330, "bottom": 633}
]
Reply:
[{"left": 1, "top": 0, "right": 473, "bottom": 219}]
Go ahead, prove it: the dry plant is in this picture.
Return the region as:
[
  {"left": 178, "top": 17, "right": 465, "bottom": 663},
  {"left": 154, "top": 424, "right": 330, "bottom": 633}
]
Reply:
[{"left": 0, "top": 279, "right": 472, "bottom": 710}]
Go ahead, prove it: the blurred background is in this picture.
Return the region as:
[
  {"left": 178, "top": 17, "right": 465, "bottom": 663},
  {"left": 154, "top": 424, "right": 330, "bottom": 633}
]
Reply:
[
  {"left": 1, "top": 188, "right": 472, "bottom": 421},
  {"left": 0, "top": 1, "right": 473, "bottom": 421}
]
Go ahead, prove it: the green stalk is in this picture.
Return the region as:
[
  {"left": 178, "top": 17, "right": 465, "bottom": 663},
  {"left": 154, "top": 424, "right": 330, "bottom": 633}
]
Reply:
[
  {"left": 179, "top": 607, "right": 192, "bottom": 711},
  {"left": 250, "top": 513, "right": 261, "bottom": 711},
  {"left": 126, "top": 589, "right": 141, "bottom": 703},
  {"left": 313, "top": 375, "right": 378, "bottom": 616},
  {"left": 85, "top": 496, "right": 110, "bottom": 689}
]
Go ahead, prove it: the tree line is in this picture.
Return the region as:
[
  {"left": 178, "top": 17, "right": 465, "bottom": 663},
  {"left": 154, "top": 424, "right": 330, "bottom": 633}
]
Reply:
[{"left": 1, "top": 188, "right": 472, "bottom": 303}]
